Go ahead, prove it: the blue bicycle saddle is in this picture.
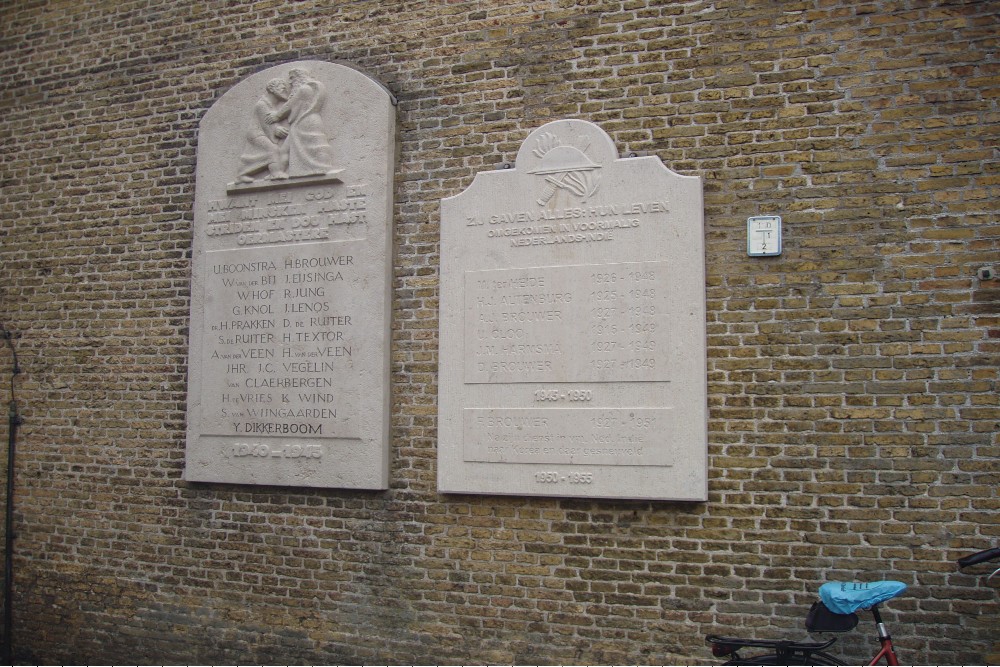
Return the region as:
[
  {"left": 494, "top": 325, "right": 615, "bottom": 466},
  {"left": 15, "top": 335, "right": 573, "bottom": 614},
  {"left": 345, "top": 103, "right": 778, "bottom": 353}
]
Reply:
[{"left": 819, "top": 580, "right": 908, "bottom": 615}]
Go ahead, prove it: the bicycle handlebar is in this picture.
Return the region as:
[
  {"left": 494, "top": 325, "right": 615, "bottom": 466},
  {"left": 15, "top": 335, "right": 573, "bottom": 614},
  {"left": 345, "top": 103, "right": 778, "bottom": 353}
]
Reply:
[{"left": 958, "top": 546, "right": 1000, "bottom": 569}]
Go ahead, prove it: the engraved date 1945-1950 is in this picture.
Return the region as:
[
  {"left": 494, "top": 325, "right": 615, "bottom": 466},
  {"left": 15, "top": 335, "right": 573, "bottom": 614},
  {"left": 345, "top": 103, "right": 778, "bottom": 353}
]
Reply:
[
  {"left": 533, "top": 389, "right": 592, "bottom": 402},
  {"left": 534, "top": 471, "right": 594, "bottom": 484}
]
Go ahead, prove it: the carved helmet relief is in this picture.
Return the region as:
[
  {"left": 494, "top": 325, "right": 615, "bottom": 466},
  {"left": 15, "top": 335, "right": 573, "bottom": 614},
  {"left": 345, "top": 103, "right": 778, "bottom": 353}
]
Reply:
[{"left": 528, "top": 132, "right": 602, "bottom": 206}]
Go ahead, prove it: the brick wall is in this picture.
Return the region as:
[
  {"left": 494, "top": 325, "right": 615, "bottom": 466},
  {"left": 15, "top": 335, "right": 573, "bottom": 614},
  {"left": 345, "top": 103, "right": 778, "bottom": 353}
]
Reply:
[{"left": 1, "top": 0, "right": 997, "bottom": 663}]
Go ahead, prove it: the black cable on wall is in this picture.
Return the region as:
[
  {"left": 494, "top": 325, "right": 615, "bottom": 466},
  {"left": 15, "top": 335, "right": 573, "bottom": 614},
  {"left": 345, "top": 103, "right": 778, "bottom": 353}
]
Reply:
[{"left": 1, "top": 326, "right": 21, "bottom": 663}]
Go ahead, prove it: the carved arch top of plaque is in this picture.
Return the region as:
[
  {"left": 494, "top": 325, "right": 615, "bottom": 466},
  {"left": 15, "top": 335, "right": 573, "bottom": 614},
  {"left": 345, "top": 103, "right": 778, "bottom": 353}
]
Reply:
[{"left": 196, "top": 61, "right": 396, "bottom": 197}]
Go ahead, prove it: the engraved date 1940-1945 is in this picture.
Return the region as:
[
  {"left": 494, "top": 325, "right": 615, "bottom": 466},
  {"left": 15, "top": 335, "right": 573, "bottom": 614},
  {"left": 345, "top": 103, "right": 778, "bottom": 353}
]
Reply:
[
  {"left": 225, "top": 442, "right": 322, "bottom": 459},
  {"left": 534, "top": 471, "right": 594, "bottom": 484}
]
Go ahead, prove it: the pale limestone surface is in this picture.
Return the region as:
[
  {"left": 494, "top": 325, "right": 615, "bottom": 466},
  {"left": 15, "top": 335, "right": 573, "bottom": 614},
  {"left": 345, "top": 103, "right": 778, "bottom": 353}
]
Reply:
[
  {"left": 438, "top": 119, "right": 707, "bottom": 500},
  {"left": 185, "top": 61, "right": 395, "bottom": 489}
]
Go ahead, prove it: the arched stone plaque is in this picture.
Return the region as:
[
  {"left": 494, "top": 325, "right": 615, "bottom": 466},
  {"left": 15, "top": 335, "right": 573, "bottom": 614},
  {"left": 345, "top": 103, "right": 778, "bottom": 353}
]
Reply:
[
  {"left": 185, "top": 61, "right": 396, "bottom": 489},
  {"left": 438, "top": 120, "right": 707, "bottom": 500}
]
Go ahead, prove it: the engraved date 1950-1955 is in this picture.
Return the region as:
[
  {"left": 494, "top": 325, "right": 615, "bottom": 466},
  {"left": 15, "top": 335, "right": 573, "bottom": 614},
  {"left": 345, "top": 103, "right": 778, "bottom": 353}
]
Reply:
[{"left": 534, "top": 471, "right": 594, "bottom": 484}]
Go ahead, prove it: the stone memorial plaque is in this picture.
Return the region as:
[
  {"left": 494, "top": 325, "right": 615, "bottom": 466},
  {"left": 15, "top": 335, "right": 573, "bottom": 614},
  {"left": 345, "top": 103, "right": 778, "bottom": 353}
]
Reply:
[
  {"left": 438, "top": 119, "right": 706, "bottom": 500},
  {"left": 185, "top": 61, "right": 396, "bottom": 489}
]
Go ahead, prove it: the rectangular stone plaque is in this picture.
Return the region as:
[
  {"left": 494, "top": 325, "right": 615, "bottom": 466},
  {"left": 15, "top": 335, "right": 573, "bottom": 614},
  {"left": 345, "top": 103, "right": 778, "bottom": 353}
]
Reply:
[
  {"left": 185, "top": 61, "right": 396, "bottom": 489},
  {"left": 463, "top": 408, "right": 672, "bottom": 466},
  {"left": 438, "top": 119, "right": 707, "bottom": 500}
]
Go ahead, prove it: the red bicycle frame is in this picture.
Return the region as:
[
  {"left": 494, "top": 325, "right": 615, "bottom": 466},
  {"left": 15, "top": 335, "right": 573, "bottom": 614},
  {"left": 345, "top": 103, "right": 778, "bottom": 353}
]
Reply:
[{"left": 868, "top": 605, "right": 899, "bottom": 666}]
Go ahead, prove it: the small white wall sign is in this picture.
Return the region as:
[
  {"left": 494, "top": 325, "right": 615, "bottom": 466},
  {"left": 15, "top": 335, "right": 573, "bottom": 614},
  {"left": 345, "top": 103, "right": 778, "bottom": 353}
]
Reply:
[{"left": 747, "top": 215, "right": 782, "bottom": 256}]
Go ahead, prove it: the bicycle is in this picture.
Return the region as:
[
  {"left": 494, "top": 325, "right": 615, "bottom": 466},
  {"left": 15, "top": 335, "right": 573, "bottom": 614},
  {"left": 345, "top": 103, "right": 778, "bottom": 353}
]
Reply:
[{"left": 705, "top": 546, "right": 1000, "bottom": 665}]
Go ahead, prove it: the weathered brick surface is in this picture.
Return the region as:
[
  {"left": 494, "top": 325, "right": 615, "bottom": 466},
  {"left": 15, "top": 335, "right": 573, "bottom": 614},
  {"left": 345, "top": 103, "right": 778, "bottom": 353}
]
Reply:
[{"left": 1, "top": 0, "right": 997, "bottom": 663}]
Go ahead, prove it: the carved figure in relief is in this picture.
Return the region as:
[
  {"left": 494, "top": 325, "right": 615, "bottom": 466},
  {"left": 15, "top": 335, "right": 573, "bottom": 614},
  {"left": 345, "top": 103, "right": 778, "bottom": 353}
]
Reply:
[
  {"left": 236, "top": 78, "right": 292, "bottom": 183},
  {"left": 265, "top": 68, "right": 338, "bottom": 178}
]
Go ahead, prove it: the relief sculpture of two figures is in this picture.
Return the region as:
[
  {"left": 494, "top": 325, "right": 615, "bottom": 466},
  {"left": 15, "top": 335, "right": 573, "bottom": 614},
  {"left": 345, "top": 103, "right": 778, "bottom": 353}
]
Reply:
[{"left": 235, "top": 68, "right": 340, "bottom": 185}]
